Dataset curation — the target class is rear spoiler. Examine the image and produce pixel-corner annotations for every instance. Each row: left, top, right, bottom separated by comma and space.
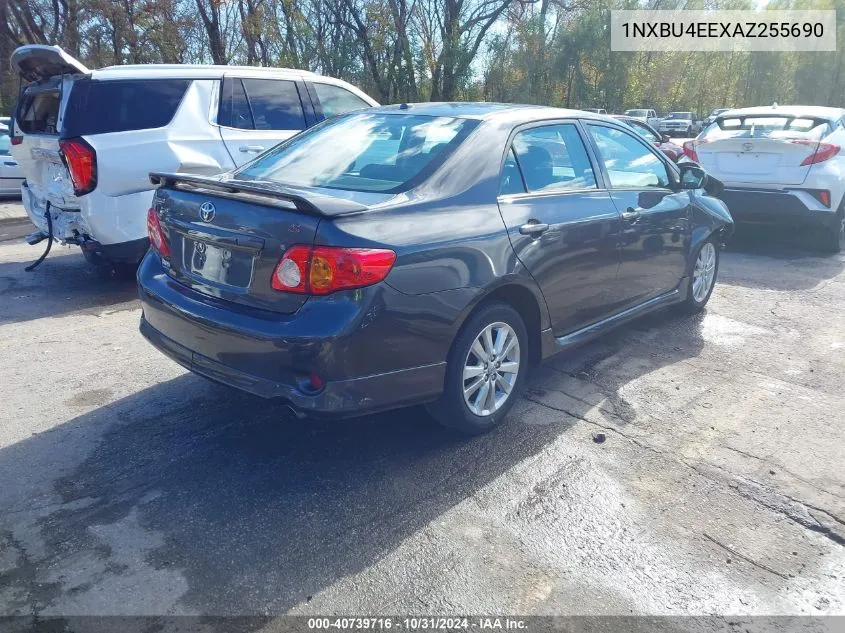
149, 172, 369, 217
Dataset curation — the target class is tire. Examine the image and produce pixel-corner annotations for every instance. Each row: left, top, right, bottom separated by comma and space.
82, 249, 139, 281
677, 237, 719, 315
817, 210, 844, 253
426, 302, 528, 435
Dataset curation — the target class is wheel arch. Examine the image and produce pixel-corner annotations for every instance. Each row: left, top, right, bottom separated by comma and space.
457, 279, 549, 366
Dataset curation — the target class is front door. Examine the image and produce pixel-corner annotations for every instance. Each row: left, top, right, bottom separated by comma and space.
584, 123, 692, 308
496, 121, 623, 336
218, 76, 311, 167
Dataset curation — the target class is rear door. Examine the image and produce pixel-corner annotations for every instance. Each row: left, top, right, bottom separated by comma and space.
696, 115, 833, 185
496, 121, 623, 336
218, 76, 311, 167
585, 122, 690, 307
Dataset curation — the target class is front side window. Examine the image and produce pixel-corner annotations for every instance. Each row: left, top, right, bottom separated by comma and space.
587, 124, 670, 189
236, 112, 478, 193
627, 119, 659, 143
314, 83, 370, 118
510, 123, 596, 192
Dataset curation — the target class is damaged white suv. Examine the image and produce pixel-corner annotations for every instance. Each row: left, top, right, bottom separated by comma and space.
10, 45, 377, 271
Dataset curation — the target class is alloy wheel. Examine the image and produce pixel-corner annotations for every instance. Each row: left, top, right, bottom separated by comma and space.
692, 242, 716, 303
462, 322, 520, 416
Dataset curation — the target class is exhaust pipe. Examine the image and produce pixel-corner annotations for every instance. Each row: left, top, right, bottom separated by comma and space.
25, 231, 48, 245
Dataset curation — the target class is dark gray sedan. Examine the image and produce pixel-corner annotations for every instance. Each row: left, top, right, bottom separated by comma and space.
138, 103, 732, 434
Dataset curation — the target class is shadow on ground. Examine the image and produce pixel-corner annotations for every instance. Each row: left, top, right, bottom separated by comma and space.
0, 303, 707, 623
720, 226, 844, 291
0, 248, 138, 325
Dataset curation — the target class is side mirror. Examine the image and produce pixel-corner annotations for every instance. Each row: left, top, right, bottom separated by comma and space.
679, 163, 706, 189
678, 163, 724, 196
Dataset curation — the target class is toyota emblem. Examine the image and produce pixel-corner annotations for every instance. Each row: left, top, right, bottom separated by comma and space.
199, 202, 216, 222
742, 142, 753, 152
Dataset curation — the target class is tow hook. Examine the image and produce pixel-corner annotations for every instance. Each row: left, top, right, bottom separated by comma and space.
25, 231, 48, 246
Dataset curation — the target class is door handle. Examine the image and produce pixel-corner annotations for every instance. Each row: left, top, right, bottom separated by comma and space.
622, 207, 641, 223
239, 145, 265, 153
519, 221, 549, 236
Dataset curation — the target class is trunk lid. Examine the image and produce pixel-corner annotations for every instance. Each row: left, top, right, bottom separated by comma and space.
696, 137, 817, 185
11, 45, 89, 82
151, 174, 384, 315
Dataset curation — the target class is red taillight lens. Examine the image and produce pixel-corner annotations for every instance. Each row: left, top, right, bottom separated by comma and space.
147, 207, 170, 258
682, 140, 698, 163
59, 138, 97, 195
10, 136, 22, 146
272, 245, 396, 295
791, 140, 840, 166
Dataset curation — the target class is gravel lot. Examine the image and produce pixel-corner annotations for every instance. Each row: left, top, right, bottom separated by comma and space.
0, 202, 843, 623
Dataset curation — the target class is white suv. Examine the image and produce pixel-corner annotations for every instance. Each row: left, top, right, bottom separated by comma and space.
10, 45, 378, 270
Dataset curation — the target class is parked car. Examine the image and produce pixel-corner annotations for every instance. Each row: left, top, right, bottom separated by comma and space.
10, 44, 378, 271
139, 103, 733, 434
702, 108, 731, 129
612, 115, 684, 162
623, 108, 660, 128
0, 125, 24, 196
686, 105, 845, 251
659, 112, 698, 137
582, 108, 607, 115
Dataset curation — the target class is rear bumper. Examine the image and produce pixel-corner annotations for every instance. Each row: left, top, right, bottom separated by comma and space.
137, 253, 448, 417
719, 188, 839, 229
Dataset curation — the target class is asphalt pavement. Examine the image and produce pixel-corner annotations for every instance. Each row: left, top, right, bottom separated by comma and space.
0, 202, 843, 626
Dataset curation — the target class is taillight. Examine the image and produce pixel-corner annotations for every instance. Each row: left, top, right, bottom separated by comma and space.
147, 207, 170, 258
682, 140, 698, 162
791, 140, 840, 166
10, 136, 22, 146
807, 189, 832, 207
272, 245, 396, 295
59, 137, 97, 196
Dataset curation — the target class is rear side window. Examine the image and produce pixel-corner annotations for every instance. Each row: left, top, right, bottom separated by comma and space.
313, 83, 370, 118
63, 79, 190, 136
219, 78, 305, 131
511, 123, 597, 192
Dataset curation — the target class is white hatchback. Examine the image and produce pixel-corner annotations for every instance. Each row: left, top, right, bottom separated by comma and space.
684, 105, 845, 251
10, 45, 378, 269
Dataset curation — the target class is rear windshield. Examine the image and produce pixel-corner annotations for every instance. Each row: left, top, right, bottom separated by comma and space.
62, 79, 191, 136
236, 112, 479, 193
702, 114, 831, 142
666, 112, 693, 119
625, 110, 648, 117
17, 90, 61, 135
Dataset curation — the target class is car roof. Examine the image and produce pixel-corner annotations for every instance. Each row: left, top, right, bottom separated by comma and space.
719, 105, 845, 121
365, 102, 617, 124
90, 64, 315, 81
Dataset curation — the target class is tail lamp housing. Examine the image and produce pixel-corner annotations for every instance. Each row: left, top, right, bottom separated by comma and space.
682, 140, 699, 163
59, 137, 97, 196
147, 207, 170, 258
790, 140, 840, 166
272, 245, 396, 295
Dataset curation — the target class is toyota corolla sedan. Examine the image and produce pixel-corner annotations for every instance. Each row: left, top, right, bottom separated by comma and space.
138, 103, 732, 434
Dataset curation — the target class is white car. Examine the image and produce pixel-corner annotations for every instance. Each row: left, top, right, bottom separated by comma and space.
0, 125, 24, 195
623, 108, 661, 129
658, 112, 697, 137
10, 45, 378, 270
685, 105, 845, 251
